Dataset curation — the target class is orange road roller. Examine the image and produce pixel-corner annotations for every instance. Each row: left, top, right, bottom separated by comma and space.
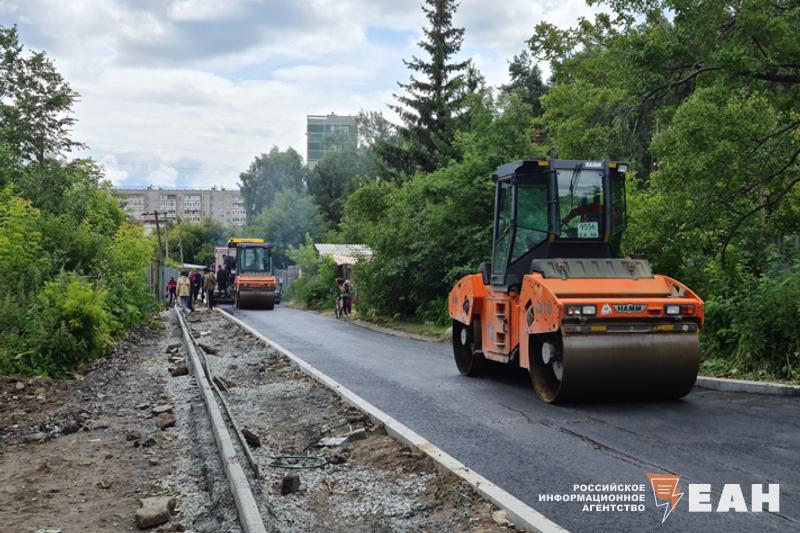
448, 159, 703, 403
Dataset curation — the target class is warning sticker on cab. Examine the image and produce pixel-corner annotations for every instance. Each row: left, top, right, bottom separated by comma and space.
578, 222, 599, 238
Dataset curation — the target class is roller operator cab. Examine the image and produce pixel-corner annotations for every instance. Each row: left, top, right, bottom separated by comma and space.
448, 159, 704, 403
229, 238, 277, 310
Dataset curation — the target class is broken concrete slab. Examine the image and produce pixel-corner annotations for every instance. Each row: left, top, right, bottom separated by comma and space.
318, 436, 348, 448
134, 495, 176, 529
168, 364, 188, 377
346, 428, 367, 441
280, 474, 301, 495
156, 413, 176, 430
151, 404, 174, 416
197, 342, 218, 354
24, 432, 47, 443
241, 428, 260, 448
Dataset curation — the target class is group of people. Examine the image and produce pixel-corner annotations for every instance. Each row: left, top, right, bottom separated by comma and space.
166, 266, 229, 313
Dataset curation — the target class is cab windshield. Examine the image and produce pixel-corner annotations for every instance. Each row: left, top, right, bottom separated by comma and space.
237, 246, 270, 273
557, 168, 604, 239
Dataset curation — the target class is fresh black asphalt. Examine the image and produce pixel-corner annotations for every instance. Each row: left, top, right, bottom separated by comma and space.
225, 305, 799, 533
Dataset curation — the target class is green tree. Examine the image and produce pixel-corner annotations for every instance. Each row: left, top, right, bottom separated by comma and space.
307, 143, 372, 226
238, 146, 305, 220
380, 0, 473, 175
528, 0, 800, 379
0, 26, 154, 377
346, 93, 535, 321
166, 218, 231, 266
0, 26, 83, 164
501, 50, 547, 116
248, 189, 322, 267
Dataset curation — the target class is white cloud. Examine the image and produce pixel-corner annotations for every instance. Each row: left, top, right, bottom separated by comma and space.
3, 0, 608, 187
99, 154, 129, 185
148, 164, 179, 187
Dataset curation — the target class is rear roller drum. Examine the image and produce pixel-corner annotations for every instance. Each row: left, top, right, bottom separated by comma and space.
452, 320, 484, 376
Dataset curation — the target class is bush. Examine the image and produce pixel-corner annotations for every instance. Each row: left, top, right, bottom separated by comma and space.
98, 223, 155, 332
285, 236, 338, 309
701, 257, 800, 381
9, 273, 111, 378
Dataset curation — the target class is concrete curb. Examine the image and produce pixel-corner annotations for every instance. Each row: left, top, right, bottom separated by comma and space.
175, 310, 268, 533
695, 376, 800, 396
217, 308, 566, 533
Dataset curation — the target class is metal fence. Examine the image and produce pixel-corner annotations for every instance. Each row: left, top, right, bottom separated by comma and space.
275, 267, 300, 292
146, 262, 180, 301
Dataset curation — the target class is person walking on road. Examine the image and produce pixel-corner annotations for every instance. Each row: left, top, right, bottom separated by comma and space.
177, 271, 192, 313
204, 267, 217, 309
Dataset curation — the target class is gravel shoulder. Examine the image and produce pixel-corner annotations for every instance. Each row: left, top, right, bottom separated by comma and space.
1, 307, 510, 532
192, 308, 506, 532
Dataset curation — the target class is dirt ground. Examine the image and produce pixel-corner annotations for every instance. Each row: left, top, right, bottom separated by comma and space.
0, 306, 511, 532
0, 320, 193, 532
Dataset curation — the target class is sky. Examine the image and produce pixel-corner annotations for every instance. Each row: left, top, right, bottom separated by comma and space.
0, 0, 604, 189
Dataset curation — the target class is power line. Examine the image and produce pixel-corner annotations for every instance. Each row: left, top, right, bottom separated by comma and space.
77, 141, 270, 155
102, 160, 246, 173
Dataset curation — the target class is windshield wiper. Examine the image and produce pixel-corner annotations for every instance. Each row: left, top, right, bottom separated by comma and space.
568, 163, 583, 211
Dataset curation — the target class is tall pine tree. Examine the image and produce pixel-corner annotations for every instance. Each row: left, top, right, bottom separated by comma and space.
501, 50, 546, 116
381, 0, 471, 176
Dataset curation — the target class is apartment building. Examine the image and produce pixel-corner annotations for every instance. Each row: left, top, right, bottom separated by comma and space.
114, 187, 247, 227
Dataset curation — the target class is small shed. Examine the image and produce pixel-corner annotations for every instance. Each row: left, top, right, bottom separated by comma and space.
313, 243, 373, 279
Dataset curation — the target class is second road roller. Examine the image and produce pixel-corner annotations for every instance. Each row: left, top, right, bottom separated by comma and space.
448, 159, 703, 403
227, 238, 277, 310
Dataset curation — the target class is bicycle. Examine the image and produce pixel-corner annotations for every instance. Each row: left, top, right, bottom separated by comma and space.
334, 294, 345, 319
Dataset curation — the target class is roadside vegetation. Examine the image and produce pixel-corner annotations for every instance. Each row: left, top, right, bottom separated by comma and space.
0, 27, 154, 378
237, 1, 799, 382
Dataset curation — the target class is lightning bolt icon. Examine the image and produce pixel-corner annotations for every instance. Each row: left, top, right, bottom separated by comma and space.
647, 473, 684, 523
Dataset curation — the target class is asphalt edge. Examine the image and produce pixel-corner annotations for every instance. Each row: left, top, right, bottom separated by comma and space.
216, 308, 567, 533
695, 376, 800, 396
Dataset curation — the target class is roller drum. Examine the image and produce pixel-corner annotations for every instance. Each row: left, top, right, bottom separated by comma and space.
531, 333, 700, 403
237, 291, 275, 310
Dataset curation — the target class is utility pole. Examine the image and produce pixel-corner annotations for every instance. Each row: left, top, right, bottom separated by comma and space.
143, 210, 165, 301
164, 216, 170, 261
152, 211, 164, 264
179, 240, 184, 265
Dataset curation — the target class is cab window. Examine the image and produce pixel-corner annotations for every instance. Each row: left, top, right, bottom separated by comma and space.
557, 169, 604, 239
491, 181, 512, 278
512, 181, 548, 261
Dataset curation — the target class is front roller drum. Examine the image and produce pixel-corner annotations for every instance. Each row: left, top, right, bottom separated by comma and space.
236, 291, 275, 310
530, 333, 700, 403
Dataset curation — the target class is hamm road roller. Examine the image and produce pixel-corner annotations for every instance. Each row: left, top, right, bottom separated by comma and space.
227, 238, 277, 310
448, 159, 703, 403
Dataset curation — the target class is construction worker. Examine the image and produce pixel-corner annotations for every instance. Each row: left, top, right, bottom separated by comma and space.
203, 267, 216, 309
177, 271, 192, 313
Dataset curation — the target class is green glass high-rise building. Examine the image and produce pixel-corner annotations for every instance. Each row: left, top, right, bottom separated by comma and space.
306, 113, 357, 169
